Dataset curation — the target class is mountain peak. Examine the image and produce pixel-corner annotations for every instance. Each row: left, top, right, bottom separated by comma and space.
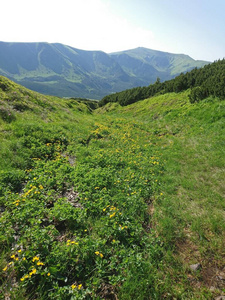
0, 42, 209, 99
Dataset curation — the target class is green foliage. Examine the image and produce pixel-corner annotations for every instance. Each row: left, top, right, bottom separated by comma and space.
189, 86, 207, 103
0, 119, 165, 299
0, 105, 16, 122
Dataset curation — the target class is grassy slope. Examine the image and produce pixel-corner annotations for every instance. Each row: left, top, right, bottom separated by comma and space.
0, 76, 224, 299
97, 91, 225, 296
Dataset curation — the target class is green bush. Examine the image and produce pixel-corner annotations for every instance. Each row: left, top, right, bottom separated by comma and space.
188, 86, 207, 103
0, 106, 16, 123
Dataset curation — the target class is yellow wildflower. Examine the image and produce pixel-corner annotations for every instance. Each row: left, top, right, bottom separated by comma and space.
37, 261, 44, 266
32, 256, 39, 262
20, 274, 29, 281
78, 284, 82, 290
71, 284, 77, 289
29, 268, 37, 276
70, 241, 79, 245
95, 251, 103, 258
3, 266, 7, 271
47, 272, 50, 276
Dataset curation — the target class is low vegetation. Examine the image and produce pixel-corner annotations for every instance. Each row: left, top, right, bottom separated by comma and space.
0, 75, 224, 299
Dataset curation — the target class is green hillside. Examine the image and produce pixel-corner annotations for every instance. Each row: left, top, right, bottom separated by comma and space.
99, 58, 225, 106
0, 75, 224, 299
0, 42, 209, 99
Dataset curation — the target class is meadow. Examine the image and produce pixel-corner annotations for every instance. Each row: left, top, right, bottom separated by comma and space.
0, 76, 224, 299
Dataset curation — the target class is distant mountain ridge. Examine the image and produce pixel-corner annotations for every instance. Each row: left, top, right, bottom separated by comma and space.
0, 42, 209, 99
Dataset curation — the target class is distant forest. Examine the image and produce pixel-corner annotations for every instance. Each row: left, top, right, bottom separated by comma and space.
99, 59, 225, 106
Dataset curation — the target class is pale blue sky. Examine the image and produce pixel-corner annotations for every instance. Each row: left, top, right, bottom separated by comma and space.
1, 0, 224, 61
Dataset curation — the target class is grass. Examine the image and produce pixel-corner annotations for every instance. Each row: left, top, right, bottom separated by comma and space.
0, 76, 224, 299
103, 92, 225, 297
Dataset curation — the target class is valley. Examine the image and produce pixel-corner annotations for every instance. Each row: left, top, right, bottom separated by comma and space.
0, 42, 209, 99
0, 74, 224, 299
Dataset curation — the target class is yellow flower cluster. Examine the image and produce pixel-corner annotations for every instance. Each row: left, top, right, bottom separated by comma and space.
32, 256, 40, 262
20, 268, 37, 282
29, 268, 37, 276
20, 274, 29, 281
109, 212, 116, 218
12, 183, 46, 207
71, 283, 82, 290
3, 249, 25, 271
91, 122, 109, 136
119, 225, 128, 230
66, 240, 79, 246
13, 199, 20, 206
32, 256, 45, 266
103, 205, 122, 219
19, 255, 47, 282
95, 251, 103, 258
11, 254, 19, 261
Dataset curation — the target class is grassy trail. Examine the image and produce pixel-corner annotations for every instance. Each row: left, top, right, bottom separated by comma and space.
105, 92, 225, 298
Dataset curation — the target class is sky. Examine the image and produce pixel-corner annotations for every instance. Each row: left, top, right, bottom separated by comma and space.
1, 0, 225, 61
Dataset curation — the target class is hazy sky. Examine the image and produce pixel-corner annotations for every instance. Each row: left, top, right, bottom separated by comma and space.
1, 0, 224, 61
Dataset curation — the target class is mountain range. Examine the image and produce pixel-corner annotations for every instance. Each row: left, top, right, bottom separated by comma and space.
0, 42, 209, 99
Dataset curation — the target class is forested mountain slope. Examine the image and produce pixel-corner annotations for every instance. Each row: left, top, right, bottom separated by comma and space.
0, 42, 209, 99
99, 58, 225, 106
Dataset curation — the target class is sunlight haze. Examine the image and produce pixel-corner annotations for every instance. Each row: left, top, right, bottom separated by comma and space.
1, 0, 224, 61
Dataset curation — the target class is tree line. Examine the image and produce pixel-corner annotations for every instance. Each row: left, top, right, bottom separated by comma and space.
99, 59, 225, 106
